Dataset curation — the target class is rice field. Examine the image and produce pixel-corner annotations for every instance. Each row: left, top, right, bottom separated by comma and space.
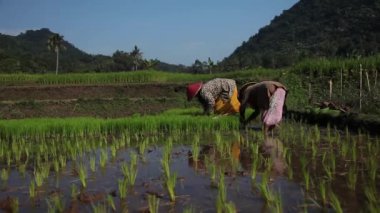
0, 108, 378, 212
0, 68, 281, 86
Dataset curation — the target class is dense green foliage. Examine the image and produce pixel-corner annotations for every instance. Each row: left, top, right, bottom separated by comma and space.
221, 0, 380, 70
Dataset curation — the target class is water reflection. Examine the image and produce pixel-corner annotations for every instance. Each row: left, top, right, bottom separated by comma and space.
260, 137, 287, 179
188, 137, 286, 180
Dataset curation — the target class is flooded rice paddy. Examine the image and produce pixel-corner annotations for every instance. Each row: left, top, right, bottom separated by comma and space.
0, 120, 379, 212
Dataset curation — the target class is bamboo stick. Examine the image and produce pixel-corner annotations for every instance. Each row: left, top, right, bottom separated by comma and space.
365, 71, 371, 92
375, 69, 378, 88
340, 68, 343, 96
360, 64, 362, 112
329, 79, 333, 101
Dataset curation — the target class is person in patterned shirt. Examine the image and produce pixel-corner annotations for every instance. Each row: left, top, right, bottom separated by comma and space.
186, 78, 240, 115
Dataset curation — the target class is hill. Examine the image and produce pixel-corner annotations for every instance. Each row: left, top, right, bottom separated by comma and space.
0, 28, 186, 73
220, 0, 380, 69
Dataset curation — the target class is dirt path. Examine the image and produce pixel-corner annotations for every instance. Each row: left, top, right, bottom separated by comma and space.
0, 84, 186, 101
0, 84, 192, 119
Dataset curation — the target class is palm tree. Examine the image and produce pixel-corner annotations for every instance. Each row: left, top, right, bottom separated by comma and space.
130, 45, 142, 71
207, 57, 214, 74
47, 33, 65, 74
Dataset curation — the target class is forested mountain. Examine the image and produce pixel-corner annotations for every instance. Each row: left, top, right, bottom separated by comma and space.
220, 0, 380, 70
0, 28, 186, 73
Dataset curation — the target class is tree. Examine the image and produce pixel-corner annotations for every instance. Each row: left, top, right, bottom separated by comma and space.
207, 57, 214, 74
130, 45, 142, 71
47, 33, 65, 74
192, 59, 203, 74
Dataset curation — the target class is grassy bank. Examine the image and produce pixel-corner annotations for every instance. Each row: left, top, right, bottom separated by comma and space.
0, 108, 239, 139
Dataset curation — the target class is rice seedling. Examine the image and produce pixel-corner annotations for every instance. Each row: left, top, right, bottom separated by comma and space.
314, 125, 321, 143
364, 185, 380, 212
148, 194, 160, 213
78, 163, 87, 188
216, 172, 227, 213
161, 157, 171, 181
329, 191, 343, 213
99, 149, 108, 168
322, 153, 333, 181
121, 152, 138, 188
300, 154, 311, 188
367, 155, 378, 183
311, 139, 317, 160
351, 140, 357, 162
110, 144, 117, 159
191, 136, 200, 168
287, 166, 294, 180
29, 181, 36, 199
71, 184, 79, 200
34, 170, 44, 187
118, 178, 128, 199
90, 155, 96, 172
165, 172, 177, 202
91, 203, 107, 213
230, 152, 240, 176
224, 201, 237, 213
302, 168, 311, 191
46, 194, 65, 213
59, 155, 66, 169
327, 124, 332, 143
318, 180, 328, 207
285, 150, 292, 168
53, 159, 60, 173
182, 206, 195, 213
205, 157, 217, 186
264, 157, 273, 173
215, 131, 224, 156
251, 154, 260, 181
256, 172, 275, 204
10, 197, 19, 213
364, 184, 378, 204
341, 141, 349, 159
347, 164, 357, 191
1, 168, 9, 187
271, 192, 283, 213
18, 163, 26, 177
107, 194, 116, 211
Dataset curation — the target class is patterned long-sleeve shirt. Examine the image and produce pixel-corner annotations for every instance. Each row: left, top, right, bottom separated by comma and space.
199, 78, 237, 114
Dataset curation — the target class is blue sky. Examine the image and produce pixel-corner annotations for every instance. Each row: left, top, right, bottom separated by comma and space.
0, 0, 298, 65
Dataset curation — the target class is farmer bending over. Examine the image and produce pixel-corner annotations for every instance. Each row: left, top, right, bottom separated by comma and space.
186, 78, 240, 115
239, 81, 287, 137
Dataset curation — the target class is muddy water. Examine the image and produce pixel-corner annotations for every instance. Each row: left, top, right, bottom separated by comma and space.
0, 122, 378, 212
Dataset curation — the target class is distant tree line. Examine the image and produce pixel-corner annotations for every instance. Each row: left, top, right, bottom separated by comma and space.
0, 29, 184, 73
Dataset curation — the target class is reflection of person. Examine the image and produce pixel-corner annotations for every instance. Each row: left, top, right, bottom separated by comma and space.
238, 81, 287, 137
261, 138, 286, 177
186, 78, 240, 115
188, 141, 250, 175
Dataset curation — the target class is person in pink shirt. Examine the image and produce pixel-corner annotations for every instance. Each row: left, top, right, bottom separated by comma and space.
238, 81, 288, 137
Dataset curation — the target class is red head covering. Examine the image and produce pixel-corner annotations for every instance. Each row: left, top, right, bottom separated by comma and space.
186, 82, 202, 101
